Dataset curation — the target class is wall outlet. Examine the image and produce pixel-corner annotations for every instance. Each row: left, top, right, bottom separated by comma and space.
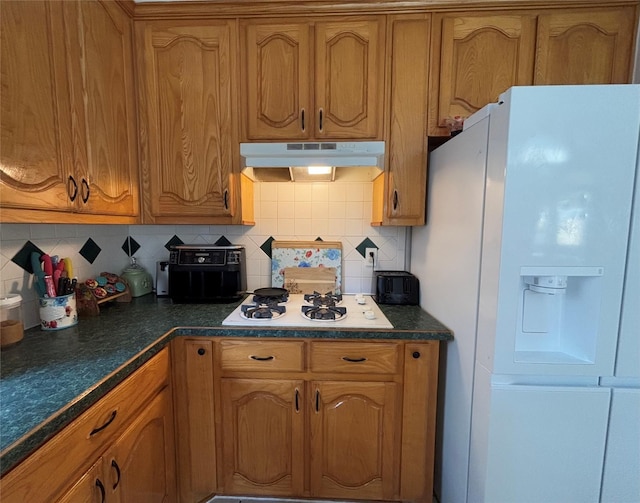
365, 248, 378, 268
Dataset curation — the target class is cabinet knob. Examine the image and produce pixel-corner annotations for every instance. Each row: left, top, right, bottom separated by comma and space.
197, 348, 206, 356
412, 351, 421, 359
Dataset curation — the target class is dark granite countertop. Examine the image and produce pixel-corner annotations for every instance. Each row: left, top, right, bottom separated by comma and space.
0, 295, 451, 476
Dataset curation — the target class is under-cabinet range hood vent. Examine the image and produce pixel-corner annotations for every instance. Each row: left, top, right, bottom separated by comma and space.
240, 141, 385, 182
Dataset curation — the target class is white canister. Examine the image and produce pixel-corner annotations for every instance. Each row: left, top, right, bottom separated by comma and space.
39, 293, 78, 331
1, 294, 24, 346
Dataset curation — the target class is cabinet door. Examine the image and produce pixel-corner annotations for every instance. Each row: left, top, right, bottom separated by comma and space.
309, 381, 398, 501
172, 339, 217, 502
429, 13, 536, 136
137, 22, 234, 222
220, 378, 305, 496
534, 8, 636, 85
315, 18, 385, 139
62, 0, 139, 217
107, 387, 177, 503
56, 459, 106, 503
0, 0, 74, 212
242, 21, 311, 140
375, 14, 431, 226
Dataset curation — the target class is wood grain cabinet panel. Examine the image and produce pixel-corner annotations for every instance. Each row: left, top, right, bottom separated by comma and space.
220, 378, 305, 496
105, 387, 177, 503
374, 14, 431, 226
58, 387, 176, 503
309, 380, 398, 501
136, 21, 236, 223
534, 8, 636, 85
1, 0, 139, 222
172, 339, 218, 503
429, 13, 536, 136
241, 17, 384, 141
62, 0, 139, 217
0, 1, 74, 213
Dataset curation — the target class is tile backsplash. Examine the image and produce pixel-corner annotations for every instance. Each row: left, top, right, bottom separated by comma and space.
0, 181, 407, 329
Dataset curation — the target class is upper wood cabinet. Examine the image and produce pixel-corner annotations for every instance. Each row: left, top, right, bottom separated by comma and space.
429, 6, 638, 136
534, 8, 637, 85
240, 17, 385, 141
428, 13, 536, 136
135, 21, 242, 224
0, 0, 139, 223
373, 14, 431, 226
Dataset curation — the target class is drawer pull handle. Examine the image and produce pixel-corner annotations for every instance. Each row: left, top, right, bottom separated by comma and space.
96, 479, 106, 503
81, 178, 90, 204
342, 356, 367, 363
111, 459, 121, 489
68, 176, 78, 202
90, 410, 117, 436
197, 348, 206, 356
412, 351, 421, 359
250, 355, 274, 361
295, 388, 300, 412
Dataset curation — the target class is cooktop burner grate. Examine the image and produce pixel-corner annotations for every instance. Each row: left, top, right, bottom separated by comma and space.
241, 303, 286, 319
304, 291, 342, 307
301, 304, 347, 321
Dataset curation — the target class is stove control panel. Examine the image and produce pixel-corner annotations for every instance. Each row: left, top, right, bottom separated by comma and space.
169, 245, 244, 266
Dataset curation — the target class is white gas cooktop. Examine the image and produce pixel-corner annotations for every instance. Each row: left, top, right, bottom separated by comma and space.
222, 294, 393, 329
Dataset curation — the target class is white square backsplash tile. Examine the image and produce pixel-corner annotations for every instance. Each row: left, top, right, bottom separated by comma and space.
0, 181, 408, 329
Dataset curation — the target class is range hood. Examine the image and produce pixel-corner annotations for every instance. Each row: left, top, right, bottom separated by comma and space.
240, 141, 385, 182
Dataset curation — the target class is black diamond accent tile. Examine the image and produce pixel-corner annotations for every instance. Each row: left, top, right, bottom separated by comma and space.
315, 237, 324, 241
121, 236, 140, 257
260, 237, 275, 258
11, 240, 46, 274
79, 238, 101, 264
356, 237, 378, 258
165, 235, 184, 251
215, 236, 232, 246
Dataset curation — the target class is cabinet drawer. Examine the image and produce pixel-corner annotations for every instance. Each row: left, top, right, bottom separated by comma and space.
219, 340, 305, 372
310, 341, 400, 374
1, 349, 170, 503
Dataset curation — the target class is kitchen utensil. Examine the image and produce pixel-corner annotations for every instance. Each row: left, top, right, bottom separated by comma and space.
41, 254, 53, 276
63, 258, 74, 278
120, 258, 153, 298
30, 252, 46, 298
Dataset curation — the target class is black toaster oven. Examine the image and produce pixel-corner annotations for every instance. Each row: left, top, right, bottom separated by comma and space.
169, 245, 246, 303
374, 271, 420, 305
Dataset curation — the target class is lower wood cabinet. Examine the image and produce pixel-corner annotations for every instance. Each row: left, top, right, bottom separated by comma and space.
0, 349, 175, 503
172, 337, 439, 503
220, 378, 305, 496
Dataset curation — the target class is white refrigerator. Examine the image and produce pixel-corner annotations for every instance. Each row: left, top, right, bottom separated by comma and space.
411, 85, 640, 503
